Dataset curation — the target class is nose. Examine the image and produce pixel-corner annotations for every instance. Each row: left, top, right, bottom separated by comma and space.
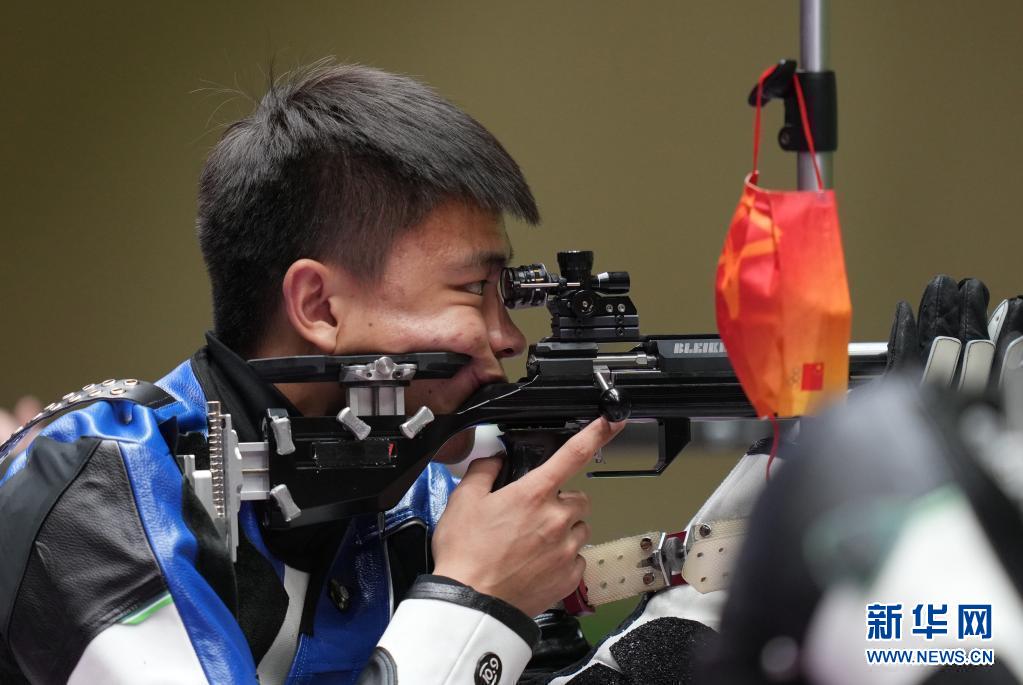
486, 288, 527, 359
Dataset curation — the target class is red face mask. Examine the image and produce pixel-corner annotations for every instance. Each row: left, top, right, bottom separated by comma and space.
715, 66, 852, 418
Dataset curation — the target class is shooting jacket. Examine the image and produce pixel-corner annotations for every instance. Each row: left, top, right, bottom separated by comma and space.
0, 334, 537, 684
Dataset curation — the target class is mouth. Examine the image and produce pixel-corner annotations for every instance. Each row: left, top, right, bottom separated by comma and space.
471, 367, 509, 392
403, 364, 508, 418
440, 366, 507, 413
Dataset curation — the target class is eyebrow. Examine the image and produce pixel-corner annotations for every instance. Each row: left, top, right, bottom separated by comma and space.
460, 233, 515, 271
459, 244, 514, 270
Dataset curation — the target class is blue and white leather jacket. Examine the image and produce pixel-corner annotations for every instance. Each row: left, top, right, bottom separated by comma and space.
0, 335, 538, 684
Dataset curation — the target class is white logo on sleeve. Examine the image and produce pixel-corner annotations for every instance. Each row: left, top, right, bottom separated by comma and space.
474, 652, 502, 685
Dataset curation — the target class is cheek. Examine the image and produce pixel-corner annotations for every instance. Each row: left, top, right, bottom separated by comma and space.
342, 303, 491, 359
403, 364, 480, 415
407, 311, 490, 355
403, 379, 452, 415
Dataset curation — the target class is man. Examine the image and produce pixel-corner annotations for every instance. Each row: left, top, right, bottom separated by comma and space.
0, 62, 624, 684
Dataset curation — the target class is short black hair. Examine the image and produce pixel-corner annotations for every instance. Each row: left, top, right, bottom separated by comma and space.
197, 61, 539, 355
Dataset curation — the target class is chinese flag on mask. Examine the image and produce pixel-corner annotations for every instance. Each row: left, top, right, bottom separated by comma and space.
715, 66, 851, 418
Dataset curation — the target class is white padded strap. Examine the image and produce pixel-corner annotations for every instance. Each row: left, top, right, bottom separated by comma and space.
579, 532, 670, 604
682, 518, 748, 593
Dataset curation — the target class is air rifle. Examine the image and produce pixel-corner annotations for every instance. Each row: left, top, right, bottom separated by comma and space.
0, 250, 888, 563
201, 249, 889, 560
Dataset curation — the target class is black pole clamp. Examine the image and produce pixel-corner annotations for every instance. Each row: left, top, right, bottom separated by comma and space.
747, 59, 837, 153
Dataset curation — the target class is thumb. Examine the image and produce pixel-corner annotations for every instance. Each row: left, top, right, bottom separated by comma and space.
453, 455, 504, 497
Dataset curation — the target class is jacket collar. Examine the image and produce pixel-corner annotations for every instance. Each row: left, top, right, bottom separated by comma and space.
192, 332, 301, 444
191, 332, 347, 570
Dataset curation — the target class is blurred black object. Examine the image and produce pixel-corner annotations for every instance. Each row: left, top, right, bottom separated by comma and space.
706, 376, 1023, 684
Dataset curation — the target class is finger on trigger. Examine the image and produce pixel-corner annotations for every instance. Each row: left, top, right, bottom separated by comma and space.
525, 417, 625, 492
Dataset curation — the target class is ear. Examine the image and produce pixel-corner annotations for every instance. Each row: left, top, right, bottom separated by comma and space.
281, 259, 347, 353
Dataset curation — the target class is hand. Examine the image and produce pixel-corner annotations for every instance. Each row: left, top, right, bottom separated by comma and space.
0, 395, 43, 452
432, 417, 625, 618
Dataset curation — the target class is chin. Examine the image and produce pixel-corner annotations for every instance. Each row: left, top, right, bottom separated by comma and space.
405, 375, 478, 417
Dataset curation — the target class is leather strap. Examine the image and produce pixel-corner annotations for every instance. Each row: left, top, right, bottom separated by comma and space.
0, 379, 176, 464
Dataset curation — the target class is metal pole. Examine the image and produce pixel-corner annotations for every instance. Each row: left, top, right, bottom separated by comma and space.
799, 0, 833, 189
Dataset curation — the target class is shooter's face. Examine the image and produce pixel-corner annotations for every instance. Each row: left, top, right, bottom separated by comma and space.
330, 200, 527, 461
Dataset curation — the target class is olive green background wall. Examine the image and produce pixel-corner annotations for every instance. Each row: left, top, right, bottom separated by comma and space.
2, 2, 1021, 631
5, 0, 1022, 410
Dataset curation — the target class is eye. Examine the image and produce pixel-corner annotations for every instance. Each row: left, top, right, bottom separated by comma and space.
464, 280, 488, 296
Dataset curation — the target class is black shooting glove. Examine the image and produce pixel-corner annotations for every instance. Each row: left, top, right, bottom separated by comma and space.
885, 275, 991, 384
887, 275, 956, 373
517, 610, 592, 684
956, 277, 992, 343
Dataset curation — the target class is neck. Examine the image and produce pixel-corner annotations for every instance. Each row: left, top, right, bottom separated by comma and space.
275, 381, 345, 417
253, 332, 345, 417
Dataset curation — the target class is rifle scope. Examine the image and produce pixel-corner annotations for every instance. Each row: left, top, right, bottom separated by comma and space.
500, 250, 630, 310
